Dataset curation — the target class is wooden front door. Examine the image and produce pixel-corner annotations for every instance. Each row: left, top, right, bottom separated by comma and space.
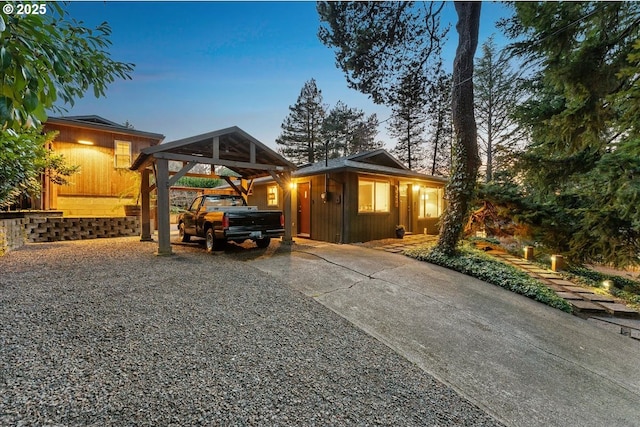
297, 182, 311, 236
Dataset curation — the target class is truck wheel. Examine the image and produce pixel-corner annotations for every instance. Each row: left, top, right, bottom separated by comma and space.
256, 237, 271, 248
178, 222, 190, 242
206, 228, 225, 252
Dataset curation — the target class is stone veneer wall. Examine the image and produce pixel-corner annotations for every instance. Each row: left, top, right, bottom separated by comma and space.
0, 213, 140, 255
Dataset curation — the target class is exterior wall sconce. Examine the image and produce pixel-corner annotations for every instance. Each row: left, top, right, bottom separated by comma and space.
77, 139, 94, 145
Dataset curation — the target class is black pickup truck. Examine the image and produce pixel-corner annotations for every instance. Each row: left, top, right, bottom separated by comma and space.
177, 194, 284, 251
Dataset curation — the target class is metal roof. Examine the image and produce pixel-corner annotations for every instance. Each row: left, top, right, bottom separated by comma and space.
47, 116, 165, 141
130, 126, 296, 180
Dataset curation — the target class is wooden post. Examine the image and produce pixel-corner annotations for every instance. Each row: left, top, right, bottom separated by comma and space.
140, 169, 152, 241
156, 158, 172, 256
282, 171, 293, 245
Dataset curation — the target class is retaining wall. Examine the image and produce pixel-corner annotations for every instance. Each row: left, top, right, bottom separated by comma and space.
0, 213, 140, 255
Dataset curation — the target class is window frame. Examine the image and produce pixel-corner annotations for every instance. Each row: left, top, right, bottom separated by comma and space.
266, 184, 279, 207
114, 140, 132, 169
357, 177, 391, 214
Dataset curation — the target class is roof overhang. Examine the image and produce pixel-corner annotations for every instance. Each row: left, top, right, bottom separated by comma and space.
46, 116, 165, 141
130, 126, 296, 180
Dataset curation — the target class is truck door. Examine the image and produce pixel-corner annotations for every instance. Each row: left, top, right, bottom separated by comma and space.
184, 196, 202, 235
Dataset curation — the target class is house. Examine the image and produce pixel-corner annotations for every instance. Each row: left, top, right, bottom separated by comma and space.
42, 116, 165, 216
243, 149, 447, 243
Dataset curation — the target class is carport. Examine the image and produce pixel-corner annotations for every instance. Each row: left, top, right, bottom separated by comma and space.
130, 126, 296, 255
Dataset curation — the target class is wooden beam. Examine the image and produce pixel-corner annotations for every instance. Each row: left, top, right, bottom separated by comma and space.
213, 136, 219, 161
153, 152, 289, 172
250, 142, 256, 164
140, 168, 153, 241
222, 176, 243, 196
167, 161, 197, 187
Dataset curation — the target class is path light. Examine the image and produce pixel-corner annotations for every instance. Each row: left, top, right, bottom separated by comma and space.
550, 255, 564, 272
602, 280, 613, 290
523, 246, 534, 260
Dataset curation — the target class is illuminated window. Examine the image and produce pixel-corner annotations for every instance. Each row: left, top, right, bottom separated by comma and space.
418, 187, 441, 218
114, 140, 131, 169
267, 185, 279, 206
358, 178, 390, 213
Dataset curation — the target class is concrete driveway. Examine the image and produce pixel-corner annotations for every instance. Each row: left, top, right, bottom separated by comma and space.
250, 240, 640, 427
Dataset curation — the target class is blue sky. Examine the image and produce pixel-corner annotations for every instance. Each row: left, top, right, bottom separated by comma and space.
59, 1, 513, 149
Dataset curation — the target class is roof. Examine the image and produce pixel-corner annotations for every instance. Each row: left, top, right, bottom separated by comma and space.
295, 149, 448, 182
130, 126, 296, 180
46, 115, 165, 141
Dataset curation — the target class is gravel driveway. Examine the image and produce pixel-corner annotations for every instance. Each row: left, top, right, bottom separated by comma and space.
1, 237, 501, 426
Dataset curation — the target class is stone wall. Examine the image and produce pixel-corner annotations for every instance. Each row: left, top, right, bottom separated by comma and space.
0, 217, 27, 256
0, 213, 140, 255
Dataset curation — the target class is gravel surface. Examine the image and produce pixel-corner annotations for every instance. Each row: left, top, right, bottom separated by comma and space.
1, 237, 502, 426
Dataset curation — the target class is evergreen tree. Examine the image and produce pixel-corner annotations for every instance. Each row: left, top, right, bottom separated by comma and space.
276, 79, 326, 164
388, 71, 428, 170
474, 36, 526, 182
321, 101, 380, 160
425, 70, 453, 176
500, 1, 640, 266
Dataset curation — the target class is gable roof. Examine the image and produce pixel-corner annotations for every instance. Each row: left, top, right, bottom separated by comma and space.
130, 126, 296, 180
295, 149, 447, 182
46, 115, 165, 141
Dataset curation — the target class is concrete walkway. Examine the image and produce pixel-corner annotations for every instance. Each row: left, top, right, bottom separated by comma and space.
250, 240, 640, 427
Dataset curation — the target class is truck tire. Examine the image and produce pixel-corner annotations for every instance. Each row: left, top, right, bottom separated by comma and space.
178, 222, 190, 242
256, 237, 271, 248
206, 228, 225, 252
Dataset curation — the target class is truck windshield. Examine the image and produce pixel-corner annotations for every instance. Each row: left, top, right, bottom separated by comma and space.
203, 196, 244, 210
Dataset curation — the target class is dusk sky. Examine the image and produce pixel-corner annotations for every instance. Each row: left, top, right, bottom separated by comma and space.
59, 1, 512, 149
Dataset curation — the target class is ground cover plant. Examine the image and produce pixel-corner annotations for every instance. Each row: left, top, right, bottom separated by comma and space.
566, 266, 640, 310
405, 241, 572, 313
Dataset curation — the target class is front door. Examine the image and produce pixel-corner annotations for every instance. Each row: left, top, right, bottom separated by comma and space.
297, 182, 311, 237
399, 183, 411, 232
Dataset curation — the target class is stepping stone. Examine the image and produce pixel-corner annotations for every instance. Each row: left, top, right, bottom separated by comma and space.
546, 284, 566, 292
598, 303, 640, 318
549, 279, 576, 287
539, 273, 563, 279
563, 286, 595, 294
555, 291, 583, 300
581, 294, 616, 302
570, 300, 607, 314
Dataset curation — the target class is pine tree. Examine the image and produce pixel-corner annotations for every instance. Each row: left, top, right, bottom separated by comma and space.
474, 36, 526, 182
425, 71, 453, 176
321, 101, 381, 160
276, 79, 326, 164
388, 71, 428, 170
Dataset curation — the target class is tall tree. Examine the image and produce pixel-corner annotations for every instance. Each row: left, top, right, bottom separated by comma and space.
0, 4, 131, 207
388, 71, 429, 170
425, 70, 453, 176
474, 36, 526, 182
319, 2, 484, 253
321, 101, 380, 160
276, 79, 326, 164
435, 2, 482, 255
501, 1, 640, 266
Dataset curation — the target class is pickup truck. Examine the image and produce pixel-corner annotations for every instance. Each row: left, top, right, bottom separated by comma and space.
177, 194, 284, 252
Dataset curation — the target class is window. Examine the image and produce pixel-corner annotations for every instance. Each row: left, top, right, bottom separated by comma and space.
114, 140, 131, 169
267, 185, 279, 206
358, 178, 390, 213
418, 187, 441, 218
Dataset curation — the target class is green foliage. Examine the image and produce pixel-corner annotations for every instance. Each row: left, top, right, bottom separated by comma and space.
175, 176, 222, 189
424, 71, 453, 176
567, 266, 640, 308
0, 128, 78, 207
405, 243, 573, 313
276, 78, 326, 164
0, 4, 134, 128
321, 101, 381, 159
496, 2, 640, 267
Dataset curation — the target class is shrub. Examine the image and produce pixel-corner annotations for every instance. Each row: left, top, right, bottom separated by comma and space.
405, 243, 573, 313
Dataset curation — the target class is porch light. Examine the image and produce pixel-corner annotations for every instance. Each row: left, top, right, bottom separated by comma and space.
77, 139, 94, 145
289, 182, 297, 190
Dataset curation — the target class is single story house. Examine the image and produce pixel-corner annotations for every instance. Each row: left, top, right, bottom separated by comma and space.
42, 116, 165, 216
239, 149, 447, 243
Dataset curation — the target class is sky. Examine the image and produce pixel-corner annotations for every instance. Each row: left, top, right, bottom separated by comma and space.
58, 1, 513, 149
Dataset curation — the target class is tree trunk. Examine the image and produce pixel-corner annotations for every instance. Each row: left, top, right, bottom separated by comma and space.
436, 2, 481, 255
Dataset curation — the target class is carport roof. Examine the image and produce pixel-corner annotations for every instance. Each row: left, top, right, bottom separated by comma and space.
130, 126, 296, 179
